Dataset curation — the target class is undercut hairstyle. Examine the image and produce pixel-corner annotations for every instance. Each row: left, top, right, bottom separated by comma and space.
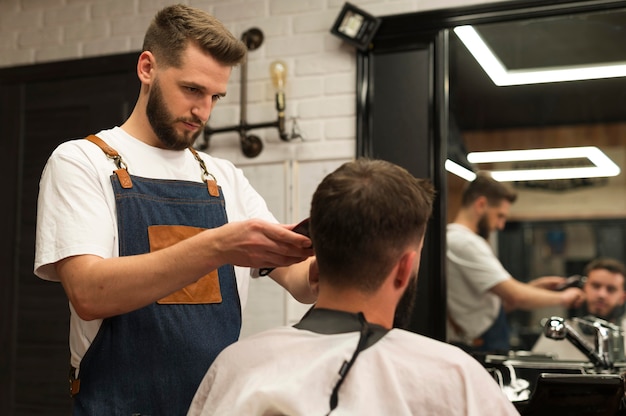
310, 159, 435, 293
584, 258, 626, 290
143, 4, 247, 68
461, 171, 517, 207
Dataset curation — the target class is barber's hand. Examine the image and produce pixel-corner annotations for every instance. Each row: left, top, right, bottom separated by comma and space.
560, 287, 585, 308
529, 276, 567, 290
213, 219, 314, 269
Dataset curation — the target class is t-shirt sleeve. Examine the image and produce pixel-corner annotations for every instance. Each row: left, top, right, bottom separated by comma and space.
236, 170, 278, 223
447, 232, 511, 293
34, 143, 116, 281
205, 156, 278, 225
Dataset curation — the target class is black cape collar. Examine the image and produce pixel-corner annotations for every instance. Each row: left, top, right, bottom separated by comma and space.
293, 307, 389, 350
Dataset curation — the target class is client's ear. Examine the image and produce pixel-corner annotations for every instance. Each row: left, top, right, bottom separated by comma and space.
308, 257, 320, 296
394, 250, 418, 290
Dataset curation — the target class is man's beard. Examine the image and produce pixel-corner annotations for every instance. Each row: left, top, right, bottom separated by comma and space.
477, 213, 491, 240
146, 79, 204, 150
393, 271, 419, 329
586, 302, 617, 322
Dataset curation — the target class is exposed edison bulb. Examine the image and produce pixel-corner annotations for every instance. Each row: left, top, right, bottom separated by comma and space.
269, 60, 287, 90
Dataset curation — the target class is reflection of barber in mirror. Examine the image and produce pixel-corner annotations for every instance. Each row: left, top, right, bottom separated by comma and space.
532, 258, 626, 360
446, 172, 585, 353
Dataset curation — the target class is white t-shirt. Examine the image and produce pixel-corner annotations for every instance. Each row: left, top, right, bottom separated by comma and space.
34, 127, 277, 368
188, 325, 520, 415
446, 223, 511, 344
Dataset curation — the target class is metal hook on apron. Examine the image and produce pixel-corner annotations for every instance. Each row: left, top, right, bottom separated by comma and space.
188, 147, 220, 197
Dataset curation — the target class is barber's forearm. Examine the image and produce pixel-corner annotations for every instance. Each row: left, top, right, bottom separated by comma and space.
269, 257, 317, 304
56, 219, 315, 320
506, 288, 565, 310
527, 275, 566, 290
492, 278, 578, 311
56, 228, 228, 320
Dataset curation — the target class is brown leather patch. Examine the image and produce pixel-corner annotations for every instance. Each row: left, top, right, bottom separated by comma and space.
207, 179, 219, 197
70, 378, 80, 396
148, 225, 222, 304
114, 168, 133, 189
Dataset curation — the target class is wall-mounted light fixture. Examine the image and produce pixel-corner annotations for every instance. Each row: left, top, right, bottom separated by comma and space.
198, 27, 300, 158
330, 2, 381, 52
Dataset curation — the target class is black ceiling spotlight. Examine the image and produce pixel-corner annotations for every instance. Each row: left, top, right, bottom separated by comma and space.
198, 27, 300, 158
330, 2, 381, 52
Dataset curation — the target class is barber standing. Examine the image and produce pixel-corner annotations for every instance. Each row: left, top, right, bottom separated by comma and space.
34, 5, 316, 415
446, 173, 584, 353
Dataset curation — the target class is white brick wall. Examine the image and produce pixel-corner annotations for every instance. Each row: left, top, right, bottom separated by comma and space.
0, 0, 509, 335
0, 0, 508, 160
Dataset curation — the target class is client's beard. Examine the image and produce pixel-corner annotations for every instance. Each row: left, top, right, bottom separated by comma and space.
393, 272, 419, 330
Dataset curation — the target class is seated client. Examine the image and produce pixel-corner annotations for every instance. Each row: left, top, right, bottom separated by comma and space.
187, 158, 519, 416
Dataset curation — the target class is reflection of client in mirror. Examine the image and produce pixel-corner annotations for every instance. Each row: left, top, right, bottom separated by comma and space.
446, 172, 585, 353
532, 258, 626, 360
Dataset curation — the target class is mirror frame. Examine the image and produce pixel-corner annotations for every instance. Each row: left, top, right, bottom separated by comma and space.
356, 0, 626, 340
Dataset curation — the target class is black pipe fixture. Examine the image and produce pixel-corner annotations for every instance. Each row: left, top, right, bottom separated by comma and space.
198, 27, 301, 158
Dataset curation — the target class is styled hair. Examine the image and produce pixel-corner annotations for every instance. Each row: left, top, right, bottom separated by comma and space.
142, 4, 247, 68
584, 258, 626, 289
461, 171, 517, 207
310, 158, 435, 293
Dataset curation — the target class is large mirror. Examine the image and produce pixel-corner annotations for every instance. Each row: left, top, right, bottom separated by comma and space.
447, 6, 626, 351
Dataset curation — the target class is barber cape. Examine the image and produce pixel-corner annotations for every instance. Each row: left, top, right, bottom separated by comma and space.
188, 308, 519, 415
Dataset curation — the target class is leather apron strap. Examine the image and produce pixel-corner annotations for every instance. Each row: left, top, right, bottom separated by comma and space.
85, 134, 133, 188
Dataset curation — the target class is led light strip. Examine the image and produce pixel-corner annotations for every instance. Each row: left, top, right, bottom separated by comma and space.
464, 146, 620, 182
445, 159, 477, 181
454, 25, 626, 86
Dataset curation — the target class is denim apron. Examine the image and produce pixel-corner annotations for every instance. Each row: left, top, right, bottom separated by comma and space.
73, 136, 241, 415
476, 306, 510, 353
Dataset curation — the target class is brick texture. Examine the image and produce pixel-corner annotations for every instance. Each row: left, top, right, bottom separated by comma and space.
1, 0, 508, 336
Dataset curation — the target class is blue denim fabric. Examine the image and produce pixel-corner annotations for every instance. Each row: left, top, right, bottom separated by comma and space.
477, 306, 510, 353
73, 175, 241, 416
